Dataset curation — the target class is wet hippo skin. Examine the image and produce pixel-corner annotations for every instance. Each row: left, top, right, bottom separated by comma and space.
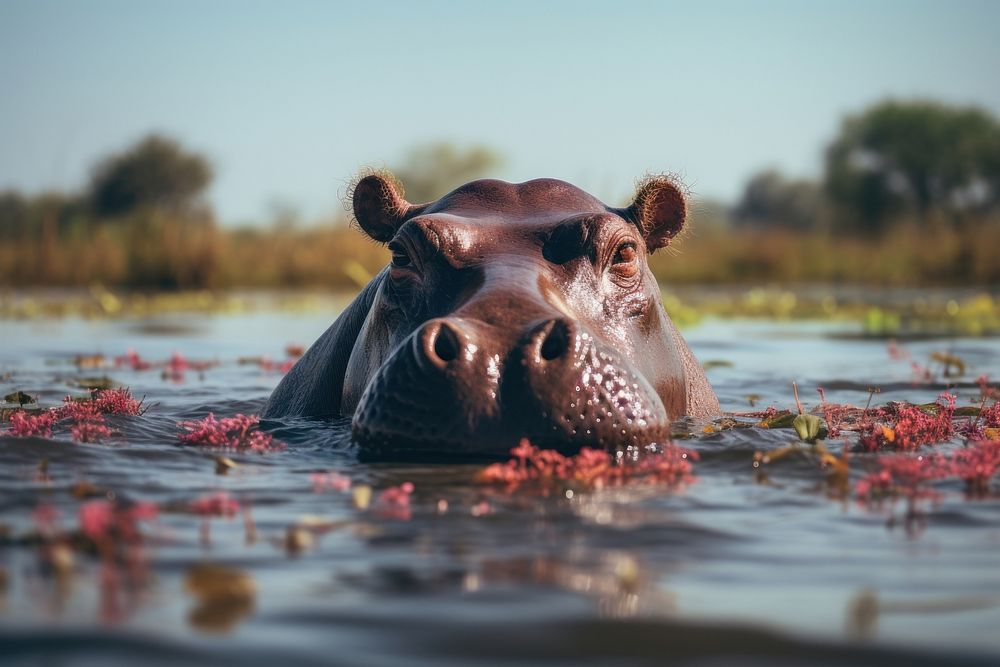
264, 173, 719, 458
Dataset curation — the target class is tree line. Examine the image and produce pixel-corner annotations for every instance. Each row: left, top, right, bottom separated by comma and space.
733, 100, 1000, 232
1, 98, 998, 289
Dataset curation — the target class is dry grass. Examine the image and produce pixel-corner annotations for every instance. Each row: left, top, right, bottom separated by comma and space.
649, 219, 1000, 286
1, 215, 997, 290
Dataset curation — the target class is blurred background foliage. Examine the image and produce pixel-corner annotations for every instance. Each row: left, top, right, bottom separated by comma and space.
1, 98, 998, 290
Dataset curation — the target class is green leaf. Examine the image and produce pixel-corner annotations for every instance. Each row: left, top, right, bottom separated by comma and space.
760, 411, 797, 428
793, 413, 824, 443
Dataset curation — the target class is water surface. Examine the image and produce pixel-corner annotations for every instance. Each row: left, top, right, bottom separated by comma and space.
1, 292, 999, 666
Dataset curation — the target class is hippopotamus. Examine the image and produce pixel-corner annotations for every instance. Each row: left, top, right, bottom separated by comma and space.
264, 172, 718, 458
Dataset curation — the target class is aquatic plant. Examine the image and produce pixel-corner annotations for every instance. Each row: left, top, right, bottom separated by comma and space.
859, 393, 956, 452
31, 503, 61, 535
976, 374, 1000, 401
856, 438, 1000, 505
259, 358, 296, 374
949, 440, 1000, 496
70, 420, 114, 443
375, 482, 415, 520
79, 499, 159, 544
56, 399, 103, 423
7, 410, 57, 437
311, 471, 352, 493
3, 388, 144, 442
816, 388, 853, 439
114, 348, 153, 371
190, 491, 241, 517
478, 439, 697, 492
177, 413, 285, 453
855, 454, 948, 502
88, 388, 144, 416
979, 401, 1000, 430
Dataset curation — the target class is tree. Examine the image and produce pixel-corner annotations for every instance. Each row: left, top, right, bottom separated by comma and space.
824, 100, 1000, 231
88, 134, 213, 217
392, 142, 504, 203
733, 169, 826, 229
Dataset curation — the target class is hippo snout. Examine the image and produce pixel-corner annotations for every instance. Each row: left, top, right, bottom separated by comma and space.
351, 316, 672, 459
504, 319, 672, 451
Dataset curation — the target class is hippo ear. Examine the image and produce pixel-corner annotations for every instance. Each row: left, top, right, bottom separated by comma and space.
352, 172, 426, 243
618, 176, 688, 253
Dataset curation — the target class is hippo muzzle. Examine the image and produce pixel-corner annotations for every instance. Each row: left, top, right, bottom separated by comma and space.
352, 317, 671, 458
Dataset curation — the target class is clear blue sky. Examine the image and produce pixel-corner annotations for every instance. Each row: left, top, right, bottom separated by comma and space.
2, 0, 998, 224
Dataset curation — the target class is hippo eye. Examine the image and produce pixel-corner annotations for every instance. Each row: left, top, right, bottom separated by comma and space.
612, 243, 638, 265
609, 241, 640, 281
390, 247, 412, 268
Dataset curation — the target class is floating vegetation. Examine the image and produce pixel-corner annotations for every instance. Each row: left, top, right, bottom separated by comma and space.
3, 288, 999, 338
177, 413, 285, 453
2, 388, 145, 443
858, 394, 956, 452
71, 376, 118, 391
3, 390, 35, 406
0, 289, 353, 321
662, 288, 1000, 337
477, 439, 698, 493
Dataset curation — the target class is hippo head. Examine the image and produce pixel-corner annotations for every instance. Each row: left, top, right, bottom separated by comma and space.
265, 173, 718, 459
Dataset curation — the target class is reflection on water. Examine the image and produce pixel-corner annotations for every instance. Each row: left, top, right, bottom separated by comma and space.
0, 294, 999, 666
185, 564, 257, 633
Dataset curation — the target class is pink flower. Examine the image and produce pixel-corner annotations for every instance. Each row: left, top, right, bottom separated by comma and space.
78, 499, 157, 544
311, 471, 352, 493
378, 483, 414, 507
178, 413, 284, 453
859, 393, 956, 452
260, 357, 296, 374
976, 375, 1000, 401
951, 440, 1000, 495
114, 348, 152, 371
887, 339, 909, 360
57, 398, 102, 422
910, 362, 934, 384
979, 402, 1000, 429
190, 491, 240, 517
32, 504, 60, 533
91, 388, 143, 415
58, 388, 142, 420
374, 482, 415, 520
856, 454, 949, 501
478, 441, 697, 491
511, 438, 536, 463
80, 500, 115, 541
126, 501, 159, 522
6, 410, 56, 437
168, 351, 189, 373
70, 420, 113, 443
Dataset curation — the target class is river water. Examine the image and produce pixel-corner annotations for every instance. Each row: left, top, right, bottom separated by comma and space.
1, 290, 998, 666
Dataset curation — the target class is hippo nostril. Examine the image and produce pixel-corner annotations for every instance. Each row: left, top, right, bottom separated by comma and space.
432, 323, 460, 363
539, 320, 570, 361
